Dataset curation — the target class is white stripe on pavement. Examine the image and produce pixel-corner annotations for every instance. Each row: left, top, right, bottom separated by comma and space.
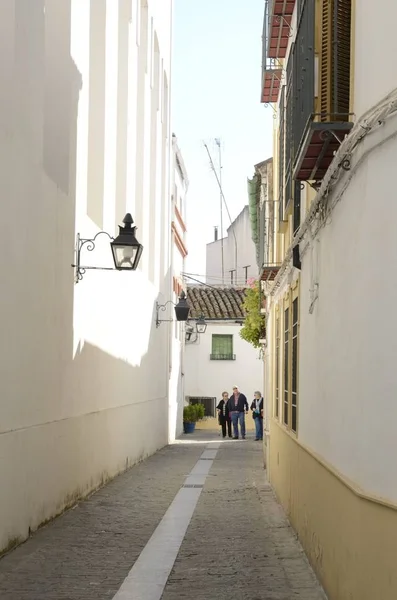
112, 443, 219, 600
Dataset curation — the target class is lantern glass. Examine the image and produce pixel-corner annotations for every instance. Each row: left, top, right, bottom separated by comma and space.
110, 213, 143, 271
196, 317, 207, 334
111, 244, 142, 270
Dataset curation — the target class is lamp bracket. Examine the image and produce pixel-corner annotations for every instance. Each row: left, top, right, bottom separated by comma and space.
155, 300, 176, 328
71, 231, 114, 283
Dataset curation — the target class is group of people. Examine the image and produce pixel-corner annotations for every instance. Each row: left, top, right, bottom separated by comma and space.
216, 385, 264, 441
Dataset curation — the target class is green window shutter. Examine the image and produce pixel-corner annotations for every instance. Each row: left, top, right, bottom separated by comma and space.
211, 335, 233, 356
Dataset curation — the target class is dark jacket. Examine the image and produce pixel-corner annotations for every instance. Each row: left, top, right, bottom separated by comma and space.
250, 398, 264, 419
227, 393, 249, 413
216, 399, 230, 422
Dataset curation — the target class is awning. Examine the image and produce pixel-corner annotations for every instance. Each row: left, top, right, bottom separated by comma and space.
293, 117, 354, 181
261, 68, 282, 104
268, 0, 296, 59
260, 264, 281, 282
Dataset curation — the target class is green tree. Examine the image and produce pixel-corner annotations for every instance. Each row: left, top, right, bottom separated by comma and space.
239, 279, 266, 349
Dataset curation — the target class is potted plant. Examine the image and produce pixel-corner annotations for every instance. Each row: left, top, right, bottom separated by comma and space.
183, 403, 205, 434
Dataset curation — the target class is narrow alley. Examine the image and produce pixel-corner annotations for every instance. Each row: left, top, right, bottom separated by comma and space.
0, 432, 325, 600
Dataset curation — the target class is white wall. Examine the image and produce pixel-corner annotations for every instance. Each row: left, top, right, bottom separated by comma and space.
0, 0, 173, 552
184, 323, 263, 404
353, 0, 397, 118
298, 110, 397, 505
168, 135, 189, 441
206, 206, 258, 285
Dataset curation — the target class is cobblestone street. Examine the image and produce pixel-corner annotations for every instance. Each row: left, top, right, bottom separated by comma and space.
0, 431, 326, 599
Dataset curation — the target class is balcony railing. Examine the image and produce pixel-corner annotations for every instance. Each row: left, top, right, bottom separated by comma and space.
291, 0, 315, 160
210, 354, 236, 361
260, 263, 282, 282
279, 46, 301, 227
278, 85, 285, 223
284, 44, 294, 214
261, 0, 282, 104
290, 0, 353, 183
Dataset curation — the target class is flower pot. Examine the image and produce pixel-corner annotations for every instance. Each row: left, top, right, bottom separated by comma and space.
183, 421, 196, 434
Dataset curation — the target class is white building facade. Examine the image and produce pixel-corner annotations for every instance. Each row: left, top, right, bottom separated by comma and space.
184, 286, 263, 425
206, 206, 258, 286
0, 0, 174, 554
168, 134, 189, 441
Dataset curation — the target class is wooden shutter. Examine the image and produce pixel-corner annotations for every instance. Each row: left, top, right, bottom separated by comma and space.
320, 0, 351, 121
335, 0, 351, 117
320, 0, 332, 118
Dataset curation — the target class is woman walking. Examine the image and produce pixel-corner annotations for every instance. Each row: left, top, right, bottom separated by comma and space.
216, 392, 232, 438
250, 391, 264, 441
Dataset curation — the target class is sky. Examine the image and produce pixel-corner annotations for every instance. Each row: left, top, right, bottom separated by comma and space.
172, 0, 273, 281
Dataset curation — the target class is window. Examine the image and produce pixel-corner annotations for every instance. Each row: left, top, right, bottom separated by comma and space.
320, 0, 351, 118
279, 286, 300, 433
211, 334, 235, 360
283, 307, 289, 426
275, 317, 280, 418
189, 397, 216, 417
291, 298, 299, 432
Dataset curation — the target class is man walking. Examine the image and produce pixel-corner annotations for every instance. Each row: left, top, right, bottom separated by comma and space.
228, 386, 249, 439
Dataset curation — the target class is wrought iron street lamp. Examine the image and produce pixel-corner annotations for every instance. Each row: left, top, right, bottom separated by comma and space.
72, 213, 143, 283
156, 291, 190, 328
196, 315, 207, 334
110, 214, 143, 271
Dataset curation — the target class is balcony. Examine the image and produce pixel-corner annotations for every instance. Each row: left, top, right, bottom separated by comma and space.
261, 1, 283, 104
260, 263, 281, 282
210, 354, 236, 361
278, 50, 301, 229
267, 0, 296, 59
290, 0, 353, 184
261, 65, 282, 104
293, 115, 353, 181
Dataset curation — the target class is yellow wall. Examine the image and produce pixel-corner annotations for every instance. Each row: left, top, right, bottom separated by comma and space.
269, 420, 397, 600
196, 416, 255, 432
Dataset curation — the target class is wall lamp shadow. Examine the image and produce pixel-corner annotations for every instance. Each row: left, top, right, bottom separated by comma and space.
71, 213, 143, 283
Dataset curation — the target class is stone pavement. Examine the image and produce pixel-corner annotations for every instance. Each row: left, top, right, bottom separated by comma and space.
0, 431, 326, 600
